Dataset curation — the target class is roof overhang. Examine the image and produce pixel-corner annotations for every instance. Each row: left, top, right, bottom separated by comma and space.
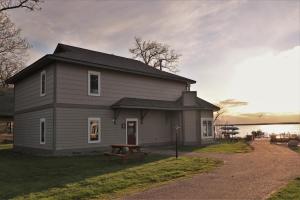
6, 55, 196, 85
111, 97, 217, 111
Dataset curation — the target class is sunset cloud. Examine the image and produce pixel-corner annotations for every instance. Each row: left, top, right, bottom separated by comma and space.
218, 113, 300, 124
219, 99, 248, 107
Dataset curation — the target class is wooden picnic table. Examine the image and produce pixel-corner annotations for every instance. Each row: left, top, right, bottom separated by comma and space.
104, 144, 148, 162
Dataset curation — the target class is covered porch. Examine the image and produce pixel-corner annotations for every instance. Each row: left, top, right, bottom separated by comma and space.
111, 91, 220, 146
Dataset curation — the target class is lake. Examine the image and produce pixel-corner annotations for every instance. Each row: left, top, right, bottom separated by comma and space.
216, 124, 300, 138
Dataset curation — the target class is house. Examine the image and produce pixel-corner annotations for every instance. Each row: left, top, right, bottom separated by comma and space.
0, 88, 14, 134
6, 43, 219, 155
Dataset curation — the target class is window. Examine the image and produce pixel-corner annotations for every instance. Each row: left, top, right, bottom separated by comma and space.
40, 118, 46, 144
88, 71, 100, 96
88, 118, 101, 143
40, 70, 46, 96
203, 121, 208, 137
202, 119, 213, 137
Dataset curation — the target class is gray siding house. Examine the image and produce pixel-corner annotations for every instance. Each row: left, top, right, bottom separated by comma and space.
6, 43, 219, 155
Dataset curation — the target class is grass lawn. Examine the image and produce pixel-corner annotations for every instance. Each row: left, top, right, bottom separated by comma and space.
290, 146, 300, 153
0, 144, 222, 200
268, 178, 300, 200
269, 146, 300, 200
178, 140, 252, 153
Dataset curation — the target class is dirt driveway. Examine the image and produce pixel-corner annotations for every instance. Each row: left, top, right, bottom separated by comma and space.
124, 139, 300, 200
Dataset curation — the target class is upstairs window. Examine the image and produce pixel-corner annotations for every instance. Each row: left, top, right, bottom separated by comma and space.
40, 118, 46, 144
40, 70, 46, 96
88, 71, 100, 96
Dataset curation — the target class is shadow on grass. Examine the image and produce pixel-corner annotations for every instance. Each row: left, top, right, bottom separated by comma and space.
0, 145, 169, 199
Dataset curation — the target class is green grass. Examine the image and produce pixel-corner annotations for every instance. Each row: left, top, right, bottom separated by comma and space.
290, 147, 300, 153
268, 177, 300, 200
0, 144, 222, 200
0, 143, 12, 150
178, 141, 252, 153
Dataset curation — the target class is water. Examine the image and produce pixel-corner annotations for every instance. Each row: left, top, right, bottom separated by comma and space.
216, 124, 300, 138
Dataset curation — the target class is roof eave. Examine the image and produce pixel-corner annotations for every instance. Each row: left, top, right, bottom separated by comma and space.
50, 55, 196, 84
5, 55, 54, 84
6, 53, 196, 85
111, 105, 217, 111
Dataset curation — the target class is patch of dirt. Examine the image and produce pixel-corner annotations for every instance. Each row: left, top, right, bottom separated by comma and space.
125, 139, 300, 200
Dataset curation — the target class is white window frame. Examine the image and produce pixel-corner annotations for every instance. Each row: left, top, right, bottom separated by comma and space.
88, 71, 101, 96
201, 118, 213, 138
40, 70, 46, 96
88, 117, 101, 143
40, 118, 46, 144
126, 118, 138, 145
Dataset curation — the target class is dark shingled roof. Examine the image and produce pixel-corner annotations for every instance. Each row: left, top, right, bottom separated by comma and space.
112, 98, 182, 110
0, 88, 14, 118
112, 97, 220, 111
6, 43, 196, 84
196, 97, 220, 111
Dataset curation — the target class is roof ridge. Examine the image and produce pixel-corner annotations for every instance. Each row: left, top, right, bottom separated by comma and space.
56, 43, 147, 65
54, 43, 184, 78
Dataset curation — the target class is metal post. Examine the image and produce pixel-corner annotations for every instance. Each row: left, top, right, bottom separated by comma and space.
175, 126, 181, 159
176, 129, 178, 159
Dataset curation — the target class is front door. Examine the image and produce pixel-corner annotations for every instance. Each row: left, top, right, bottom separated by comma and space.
126, 119, 138, 145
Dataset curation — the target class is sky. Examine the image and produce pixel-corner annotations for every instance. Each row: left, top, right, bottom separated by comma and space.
6, 0, 300, 123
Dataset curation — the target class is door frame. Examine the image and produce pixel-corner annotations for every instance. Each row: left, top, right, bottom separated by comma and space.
126, 118, 139, 145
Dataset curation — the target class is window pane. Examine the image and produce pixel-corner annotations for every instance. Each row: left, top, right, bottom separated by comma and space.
89, 120, 99, 141
41, 74, 46, 94
203, 121, 207, 136
208, 121, 212, 136
41, 121, 45, 143
90, 74, 98, 94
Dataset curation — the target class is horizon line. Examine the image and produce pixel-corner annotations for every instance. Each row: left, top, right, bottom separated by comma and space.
215, 122, 300, 126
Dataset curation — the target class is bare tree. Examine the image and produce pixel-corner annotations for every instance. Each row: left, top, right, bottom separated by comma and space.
214, 106, 226, 124
129, 37, 181, 73
0, 0, 41, 12
0, 12, 29, 87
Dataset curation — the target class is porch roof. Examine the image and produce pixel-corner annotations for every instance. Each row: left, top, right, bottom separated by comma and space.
111, 97, 220, 111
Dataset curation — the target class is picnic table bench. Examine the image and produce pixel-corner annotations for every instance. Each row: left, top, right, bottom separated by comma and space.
104, 144, 148, 162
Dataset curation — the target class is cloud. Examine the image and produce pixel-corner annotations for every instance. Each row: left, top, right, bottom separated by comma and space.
4, 0, 300, 120
217, 112, 300, 124
219, 99, 248, 107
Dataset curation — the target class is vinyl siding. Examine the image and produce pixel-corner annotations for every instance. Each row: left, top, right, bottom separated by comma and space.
200, 110, 213, 118
55, 108, 172, 150
183, 110, 198, 144
14, 108, 53, 150
137, 110, 172, 144
15, 64, 54, 112
56, 63, 186, 105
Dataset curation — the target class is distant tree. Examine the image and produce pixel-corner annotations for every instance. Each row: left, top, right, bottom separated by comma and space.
129, 37, 181, 73
0, 12, 29, 87
0, 0, 41, 12
214, 106, 226, 124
